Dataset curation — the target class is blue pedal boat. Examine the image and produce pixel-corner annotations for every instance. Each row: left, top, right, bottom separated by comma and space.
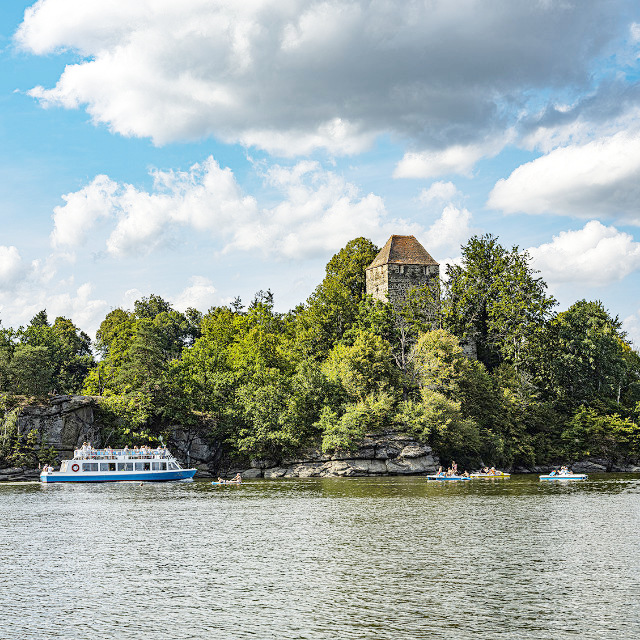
539, 472, 587, 481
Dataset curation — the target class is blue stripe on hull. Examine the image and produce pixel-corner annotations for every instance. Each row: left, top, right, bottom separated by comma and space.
40, 470, 196, 483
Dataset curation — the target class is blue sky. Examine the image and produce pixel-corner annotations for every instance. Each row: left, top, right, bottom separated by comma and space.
1, 0, 640, 346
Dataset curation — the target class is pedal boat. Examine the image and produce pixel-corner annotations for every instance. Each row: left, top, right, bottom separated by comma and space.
426, 474, 471, 481
40, 447, 197, 483
539, 472, 587, 481
470, 471, 510, 478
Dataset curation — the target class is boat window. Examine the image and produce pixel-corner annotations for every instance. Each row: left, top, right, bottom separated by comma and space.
82, 463, 98, 472
99, 463, 109, 471
160, 462, 167, 470
135, 462, 144, 471
169, 462, 178, 470
109, 463, 116, 471
117, 463, 134, 471
144, 462, 151, 471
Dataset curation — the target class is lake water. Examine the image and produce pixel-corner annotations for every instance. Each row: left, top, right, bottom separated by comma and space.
1, 475, 639, 640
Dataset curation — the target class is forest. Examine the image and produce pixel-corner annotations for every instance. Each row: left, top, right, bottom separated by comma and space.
1, 234, 639, 470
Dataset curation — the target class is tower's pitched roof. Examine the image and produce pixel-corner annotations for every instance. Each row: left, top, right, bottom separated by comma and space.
367, 235, 438, 268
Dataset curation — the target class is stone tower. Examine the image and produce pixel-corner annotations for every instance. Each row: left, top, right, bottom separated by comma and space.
365, 235, 439, 306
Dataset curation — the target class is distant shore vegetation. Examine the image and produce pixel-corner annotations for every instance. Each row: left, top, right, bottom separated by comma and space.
1, 234, 639, 470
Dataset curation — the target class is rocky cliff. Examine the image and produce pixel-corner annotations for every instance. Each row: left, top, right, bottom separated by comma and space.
233, 432, 440, 478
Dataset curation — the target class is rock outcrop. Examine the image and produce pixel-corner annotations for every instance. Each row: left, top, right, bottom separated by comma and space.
232, 431, 440, 478
17, 395, 100, 457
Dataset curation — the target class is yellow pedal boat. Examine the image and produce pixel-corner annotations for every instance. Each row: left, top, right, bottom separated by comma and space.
470, 472, 511, 478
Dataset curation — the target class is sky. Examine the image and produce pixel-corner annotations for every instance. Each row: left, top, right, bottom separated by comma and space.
1, 0, 640, 346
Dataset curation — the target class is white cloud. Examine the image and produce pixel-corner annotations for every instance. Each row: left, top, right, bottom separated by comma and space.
423, 205, 473, 257
488, 132, 640, 223
419, 181, 460, 204
51, 175, 119, 247
528, 221, 640, 286
15, 1, 631, 156
0, 273, 108, 337
623, 309, 640, 349
227, 161, 422, 258
0, 246, 27, 288
394, 141, 501, 179
172, 276, 217, 312
50, 156, 423, 261
394, 131, 515, 178
51, 157, 257, 257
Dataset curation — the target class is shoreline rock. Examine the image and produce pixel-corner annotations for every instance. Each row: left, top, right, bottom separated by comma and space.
235, 431, 441, 478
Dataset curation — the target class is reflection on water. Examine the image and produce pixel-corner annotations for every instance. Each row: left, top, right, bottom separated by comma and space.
1, 475, 639, 640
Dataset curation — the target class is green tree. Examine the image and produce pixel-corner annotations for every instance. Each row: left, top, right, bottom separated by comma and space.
323, 330, 396, 402
532, 300, 628, 407
443, 234, 556, 371
562, 407, 640, 465
9, 345, 54, 396
296, 237, 379, 357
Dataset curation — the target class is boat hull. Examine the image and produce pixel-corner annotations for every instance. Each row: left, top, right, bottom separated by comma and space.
539, 474, 587, 481
40, 469, 197, 483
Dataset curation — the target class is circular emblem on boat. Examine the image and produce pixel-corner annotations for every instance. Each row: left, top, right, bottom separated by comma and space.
71, 464, 80, 472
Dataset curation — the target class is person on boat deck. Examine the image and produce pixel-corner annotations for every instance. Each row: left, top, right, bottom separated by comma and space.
233, 473, 242, 483
436, 466, 443, 476
451, 460, 458, 473
549, 469, 557, 476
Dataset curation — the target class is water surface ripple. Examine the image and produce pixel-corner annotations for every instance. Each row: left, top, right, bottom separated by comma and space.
1, 475, 639, 639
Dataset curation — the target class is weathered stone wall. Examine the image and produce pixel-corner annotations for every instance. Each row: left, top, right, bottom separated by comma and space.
387, 263, 439, 306
366, 263, 439, 308
365, 264, 388, 302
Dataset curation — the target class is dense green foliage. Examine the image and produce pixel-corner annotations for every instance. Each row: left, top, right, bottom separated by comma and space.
1, 234, 639, 470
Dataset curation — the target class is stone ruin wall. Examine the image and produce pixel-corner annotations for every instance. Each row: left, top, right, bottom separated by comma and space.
366, 263, 440, 309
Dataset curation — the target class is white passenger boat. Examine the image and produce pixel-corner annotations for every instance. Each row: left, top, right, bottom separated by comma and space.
40, 446, 197, 483
539, 471, 587, 481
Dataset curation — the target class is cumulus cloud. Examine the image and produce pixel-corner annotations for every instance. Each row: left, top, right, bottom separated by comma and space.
14, 1, 634, 158
226, 161, 421, 258
423, 205, 473, 257
51, 157, 257, 257
394, 135, 512, 178
172, 276, 217, 312
419, 181, 460, 205
0, 246, 28, 288
488, 132, 640, 223
0, 273, 108, 337
528, 221, 640, 286
51, 175, 119, 247
50, 156, 421, 260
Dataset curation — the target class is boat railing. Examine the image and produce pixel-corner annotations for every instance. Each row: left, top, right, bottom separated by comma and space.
73, 448, 172, 460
